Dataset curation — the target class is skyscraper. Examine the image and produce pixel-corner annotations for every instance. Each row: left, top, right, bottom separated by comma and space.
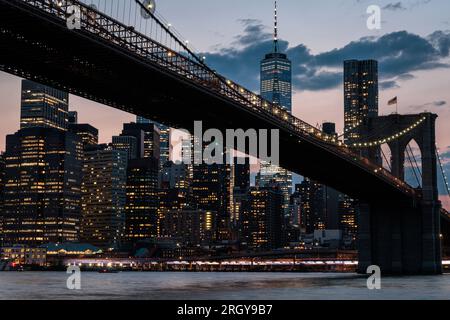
68, 123, 99, 150
256, 165, 292, 216
234, 157, 250, 192
136, 116, 170, 167
81, 145, 128, 249
122, 122, 160, 160
260, 1, 292, 112
0, 153, 5, 245
3, 127, 82, 245
241, 186, 283, 250
159, 210, 217, 246
20, 80, 69, 131
112, 135, 138, 160
343, 60, 379, 144
338, 195, 358, 246
192, 163, 233, 241
259, 2, 293, 217
124, 158, 159, 244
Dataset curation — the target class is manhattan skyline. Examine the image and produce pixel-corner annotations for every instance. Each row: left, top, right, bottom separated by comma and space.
0, 0, 449, 209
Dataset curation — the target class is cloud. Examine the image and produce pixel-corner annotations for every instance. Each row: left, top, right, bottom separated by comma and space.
204, 20, 450, 92
409, 100, 447, 111
383, 2, 407, 11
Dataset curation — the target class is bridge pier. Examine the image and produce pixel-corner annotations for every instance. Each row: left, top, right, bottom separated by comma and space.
357, 201, 442, 275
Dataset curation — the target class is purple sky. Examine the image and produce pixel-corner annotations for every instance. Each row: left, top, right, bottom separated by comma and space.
0, 0, 449, 208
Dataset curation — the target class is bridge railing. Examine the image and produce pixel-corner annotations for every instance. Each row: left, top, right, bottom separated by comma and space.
14, 0, 417, 196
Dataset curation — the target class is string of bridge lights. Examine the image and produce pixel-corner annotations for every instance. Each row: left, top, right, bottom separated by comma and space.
436, 145, 450, 197
349, 116, 427, 148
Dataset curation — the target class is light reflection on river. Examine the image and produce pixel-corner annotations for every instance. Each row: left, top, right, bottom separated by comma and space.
1, 272, 449, 300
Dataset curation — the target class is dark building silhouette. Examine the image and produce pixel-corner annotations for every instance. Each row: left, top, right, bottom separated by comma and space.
121, 122, 160, 160
124, 158, 159, 244
241, 186, 283, 250
68, 111, 78, 124
234, 157, 250, 191
343, 60, 379, 144
3, 127, 82, 245
20, 80, 69, 131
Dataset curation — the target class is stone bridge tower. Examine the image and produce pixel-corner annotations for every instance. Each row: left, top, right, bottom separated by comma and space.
355, 112, 442, 274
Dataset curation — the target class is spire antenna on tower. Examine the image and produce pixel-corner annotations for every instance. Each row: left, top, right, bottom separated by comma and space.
274, 1, 278, 53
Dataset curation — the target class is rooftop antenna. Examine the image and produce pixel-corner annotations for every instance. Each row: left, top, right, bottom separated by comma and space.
274, 1, 279, 53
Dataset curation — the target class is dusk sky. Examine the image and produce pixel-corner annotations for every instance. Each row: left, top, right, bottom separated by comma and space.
0, 0, 449, 207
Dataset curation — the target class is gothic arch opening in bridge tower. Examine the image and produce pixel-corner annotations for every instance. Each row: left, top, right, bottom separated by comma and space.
381, 144, 392, 172
403, 139, 423, 189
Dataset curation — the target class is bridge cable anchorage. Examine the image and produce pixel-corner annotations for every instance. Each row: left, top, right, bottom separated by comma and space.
349, 116, 427, 148
406, 144, 422, 188
436, 145, 450, 198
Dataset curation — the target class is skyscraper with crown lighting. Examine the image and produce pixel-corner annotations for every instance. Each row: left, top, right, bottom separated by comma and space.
259, 1, 292, 216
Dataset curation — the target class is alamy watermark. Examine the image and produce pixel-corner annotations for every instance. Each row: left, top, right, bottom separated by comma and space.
367, 5, 381, 30
172, 121, 280, 166
366, 265, 381, 290
66, 265, 81, 290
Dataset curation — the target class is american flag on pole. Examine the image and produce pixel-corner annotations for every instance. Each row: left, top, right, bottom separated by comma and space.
388, 97, 398, 106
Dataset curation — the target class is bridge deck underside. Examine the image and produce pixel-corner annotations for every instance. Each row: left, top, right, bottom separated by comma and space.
0, 0, 415, 206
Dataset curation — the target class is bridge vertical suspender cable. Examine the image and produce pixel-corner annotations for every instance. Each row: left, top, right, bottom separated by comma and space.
408, 144, 422, 177
406, 146, 422, 187
381, 147, 392, 171
436, 146, 450, 198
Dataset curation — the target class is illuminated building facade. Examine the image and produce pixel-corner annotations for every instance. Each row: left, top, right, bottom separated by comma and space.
122, 122, 161, 161
260, 2, 292, 111
68, 124, 99, 150
192, 164, 233, 241
338, 195, 358, 240
241, 187, 283, 250
124, 158, 159, 243
20, 80, 69, 131
0, 153, 5, 244
258, 3, 292, 216
112, 135, 138, 160
2, 128, 83, 245
232, 157, 250, 227
159, 210, 216, 246
344, 60, 379, 144
137, 116, 170, 168
160, 161, 192, 190
81, 146, 128, 250
256, 164, 292, 217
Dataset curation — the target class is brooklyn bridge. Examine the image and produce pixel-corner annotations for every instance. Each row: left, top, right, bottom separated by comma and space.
0, 0, 449, 274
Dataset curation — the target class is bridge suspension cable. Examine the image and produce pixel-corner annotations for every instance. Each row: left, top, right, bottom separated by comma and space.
349, 116, 427, 148
405, 144, 422, 187
436, 145, 450, 198
10, 0, 420, 197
